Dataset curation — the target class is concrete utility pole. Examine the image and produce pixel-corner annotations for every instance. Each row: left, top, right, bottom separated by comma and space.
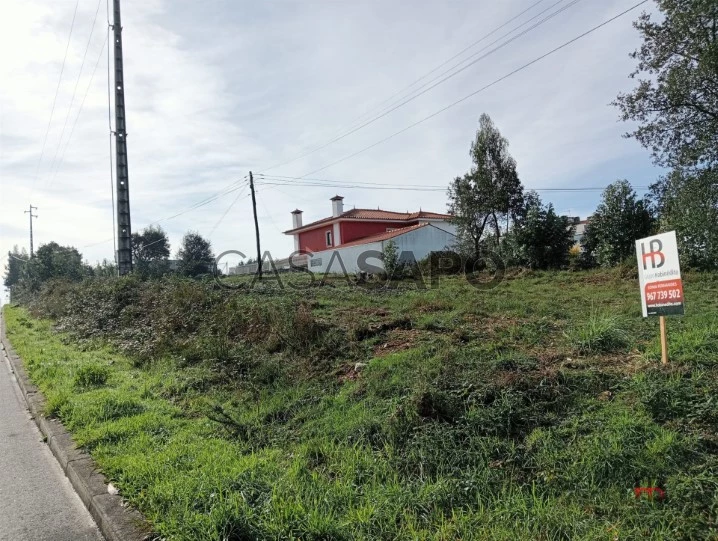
24, 205, 38, 257
249, 171, 262, 280
112, 0, 133, 275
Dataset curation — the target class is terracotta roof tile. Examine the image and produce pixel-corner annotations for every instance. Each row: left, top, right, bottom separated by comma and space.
284, 208, 452, 234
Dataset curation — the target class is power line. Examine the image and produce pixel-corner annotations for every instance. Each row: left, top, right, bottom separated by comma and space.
294, 0, 649, 179
259, 0, 580, 174
30, 0, 80, 197
148, 178, 249, 226
47, 0, 104, 188
255, 177, 649, 193
258, 0, 553, 173
335, 0, 550, 132
48, 32, 109, 186
258, 173, 445, 189
208, 185, 250, 237
81, 178, 249, 249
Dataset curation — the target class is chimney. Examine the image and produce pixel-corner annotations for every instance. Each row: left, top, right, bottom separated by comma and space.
291, 209, 303, 229
331, 195, 344, 217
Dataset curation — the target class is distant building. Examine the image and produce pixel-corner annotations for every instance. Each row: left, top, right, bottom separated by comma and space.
282, 196, 457, 274
566, 216, 591, 248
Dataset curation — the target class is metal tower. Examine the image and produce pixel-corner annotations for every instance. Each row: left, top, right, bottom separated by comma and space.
112, 0, 132, 275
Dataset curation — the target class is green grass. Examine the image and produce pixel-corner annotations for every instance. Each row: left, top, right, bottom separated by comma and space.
565, 309, 631, 354
4, 269, 718, 539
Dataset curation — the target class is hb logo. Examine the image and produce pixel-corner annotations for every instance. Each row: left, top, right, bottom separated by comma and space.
641, 239, 665, 270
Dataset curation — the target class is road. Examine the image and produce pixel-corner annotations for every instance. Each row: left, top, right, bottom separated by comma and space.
0, 344, 103, 541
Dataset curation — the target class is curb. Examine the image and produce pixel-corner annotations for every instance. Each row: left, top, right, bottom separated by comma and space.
0, 313, 154, 541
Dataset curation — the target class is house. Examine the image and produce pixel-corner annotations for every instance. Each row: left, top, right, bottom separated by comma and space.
567, 216, 591, 248
284, 196, 457, 274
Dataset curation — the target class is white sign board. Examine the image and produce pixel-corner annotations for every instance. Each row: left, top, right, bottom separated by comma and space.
635, 231, 684, 317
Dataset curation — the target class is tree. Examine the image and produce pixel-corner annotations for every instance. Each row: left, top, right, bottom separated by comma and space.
650, 168, 718, 269
613, 0, 718, 169
177, 232, 214, 278
448, 114, 524, 258
132, 225, 170, 277
20, 242, 90, 291
507, 192, 575, 269
93, 259, 118, 277
581, 180, 655, 267
3, 246, 28, 287
382, 240, 402, 279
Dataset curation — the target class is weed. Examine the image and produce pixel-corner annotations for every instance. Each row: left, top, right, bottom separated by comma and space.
74, 363, 110, 389
566, 309, 631, 353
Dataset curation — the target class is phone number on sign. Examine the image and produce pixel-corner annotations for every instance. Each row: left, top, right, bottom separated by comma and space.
646, 289, 682, 302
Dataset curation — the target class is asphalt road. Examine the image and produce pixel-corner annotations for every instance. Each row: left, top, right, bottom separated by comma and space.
0, 346, 103, 541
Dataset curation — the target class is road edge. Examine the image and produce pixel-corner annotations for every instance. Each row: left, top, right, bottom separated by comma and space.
0, 311, 154, 541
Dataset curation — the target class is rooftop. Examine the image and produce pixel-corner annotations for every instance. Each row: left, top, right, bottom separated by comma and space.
284, 208, 452, 234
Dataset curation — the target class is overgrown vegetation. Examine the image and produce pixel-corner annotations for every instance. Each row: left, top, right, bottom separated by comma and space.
4, 270, 718, 539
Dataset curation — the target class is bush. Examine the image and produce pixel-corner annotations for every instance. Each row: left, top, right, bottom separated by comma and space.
418, 250, 465, 276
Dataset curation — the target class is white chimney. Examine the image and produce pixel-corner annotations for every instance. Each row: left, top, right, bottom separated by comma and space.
331, 195, 344, 217
291, 209, 303, 229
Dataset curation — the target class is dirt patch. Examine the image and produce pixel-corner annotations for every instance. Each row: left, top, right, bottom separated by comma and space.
334, 307, 390, 318
373, 328, 423, 356
353, 317, 412, 341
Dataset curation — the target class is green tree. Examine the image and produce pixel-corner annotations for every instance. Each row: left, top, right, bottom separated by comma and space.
650, 168, 718, 269
93, 259, 118, 277
613, 0, 718, 168
20, 242, 90, 291
132, 225, 170, 278
177, 232, 214, 278
507, 192, 575, 269
3, 246, 28, 287
448, 114, 524, 258
381, 240, 402, 279
582, 180, 655, 267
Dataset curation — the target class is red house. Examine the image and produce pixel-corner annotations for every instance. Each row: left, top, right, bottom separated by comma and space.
284, 195, 454, 253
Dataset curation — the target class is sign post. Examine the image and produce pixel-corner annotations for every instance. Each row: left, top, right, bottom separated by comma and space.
636, 231, 684, 365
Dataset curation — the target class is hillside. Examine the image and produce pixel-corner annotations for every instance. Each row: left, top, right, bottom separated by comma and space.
3, 270, 718, 540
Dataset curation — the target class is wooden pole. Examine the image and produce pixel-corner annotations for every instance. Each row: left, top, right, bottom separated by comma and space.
249, 171, 262, 281
659, 315, 668, 365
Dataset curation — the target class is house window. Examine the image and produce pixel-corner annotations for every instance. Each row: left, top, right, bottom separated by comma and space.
326, 231, 333, 247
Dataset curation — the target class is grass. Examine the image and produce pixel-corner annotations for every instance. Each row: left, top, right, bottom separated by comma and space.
566, 309, 631, 354
3, 269, 718, 540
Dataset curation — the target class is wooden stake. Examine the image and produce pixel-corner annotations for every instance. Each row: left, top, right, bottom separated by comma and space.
659, 315, 668, 365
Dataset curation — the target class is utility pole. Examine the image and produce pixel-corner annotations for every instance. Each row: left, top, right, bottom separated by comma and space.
112, 0, 133, 275
249, 171, 262, 280
24, 205, 38, 257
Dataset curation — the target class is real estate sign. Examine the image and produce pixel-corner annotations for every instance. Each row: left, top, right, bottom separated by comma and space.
635, 231, 684, 317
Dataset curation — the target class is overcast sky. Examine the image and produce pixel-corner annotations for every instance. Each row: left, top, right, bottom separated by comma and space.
1, 0, 661, 294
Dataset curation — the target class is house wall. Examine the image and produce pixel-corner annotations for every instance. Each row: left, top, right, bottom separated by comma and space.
307, 225, 455, 274
421, 220, 457, 237
388, 225, 456, 264
339, 220, 409, 245
298, 226, 335, 252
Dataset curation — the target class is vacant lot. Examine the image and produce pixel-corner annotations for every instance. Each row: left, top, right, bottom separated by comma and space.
4, 270, 718, 540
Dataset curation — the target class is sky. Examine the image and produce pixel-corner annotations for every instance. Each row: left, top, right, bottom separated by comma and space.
0, 0, 663, 298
